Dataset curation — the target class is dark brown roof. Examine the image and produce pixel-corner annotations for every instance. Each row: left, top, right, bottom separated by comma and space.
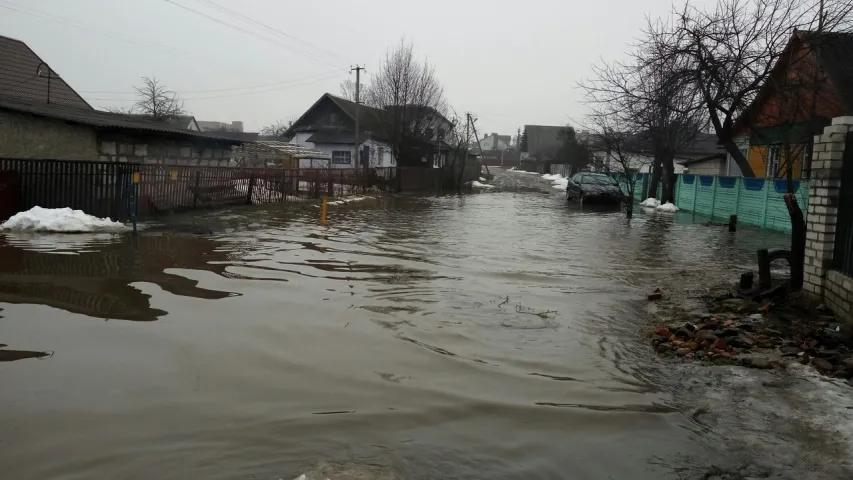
804, 31, 853, 112
0, 35, 91, 109
0, 96, 246, 144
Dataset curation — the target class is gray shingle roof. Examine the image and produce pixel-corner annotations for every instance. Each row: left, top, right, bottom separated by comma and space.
0, 35, 91, 109
0, 96, 246, 144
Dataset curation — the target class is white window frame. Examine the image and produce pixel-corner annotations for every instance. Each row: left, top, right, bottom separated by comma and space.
765, 145, 780, 178
331, 150, 352, 165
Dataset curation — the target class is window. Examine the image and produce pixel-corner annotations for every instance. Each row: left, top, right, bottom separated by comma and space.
765, 145, 780, 178
332, 150, 352, 165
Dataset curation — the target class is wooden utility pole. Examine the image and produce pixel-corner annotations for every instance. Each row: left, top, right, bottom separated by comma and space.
351, 65, 366, 186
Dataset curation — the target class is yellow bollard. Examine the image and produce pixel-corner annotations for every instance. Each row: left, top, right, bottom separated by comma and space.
320, 198, 328, 225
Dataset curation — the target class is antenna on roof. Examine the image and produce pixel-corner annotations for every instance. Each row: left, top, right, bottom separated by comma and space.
35, 62, 58, 105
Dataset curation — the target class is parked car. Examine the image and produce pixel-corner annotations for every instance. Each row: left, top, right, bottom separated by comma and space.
565, 173, 623, 206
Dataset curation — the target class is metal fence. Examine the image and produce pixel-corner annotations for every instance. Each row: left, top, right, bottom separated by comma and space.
833, 134, 853, 276
0, 157, 138, 222
0, 158, 397, 222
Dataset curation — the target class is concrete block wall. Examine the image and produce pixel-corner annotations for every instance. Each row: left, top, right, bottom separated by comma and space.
803, 116, 853, 322
97, 136, 232, 167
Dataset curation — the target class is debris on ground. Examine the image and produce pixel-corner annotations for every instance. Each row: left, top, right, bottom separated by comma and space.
647, 288, 663, 301
650, 291, 853, 378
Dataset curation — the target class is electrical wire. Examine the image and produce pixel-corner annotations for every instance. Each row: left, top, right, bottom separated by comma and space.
190, 0, 348, 64
79, 69, 346, 95
163, 0, 340, 66
86, 70, 341, 102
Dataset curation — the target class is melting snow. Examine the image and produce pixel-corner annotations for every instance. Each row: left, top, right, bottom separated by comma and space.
0, 207, 128, 233
656, 202, 679, 212
639, 198, 661, 208
472, 181, 495, 189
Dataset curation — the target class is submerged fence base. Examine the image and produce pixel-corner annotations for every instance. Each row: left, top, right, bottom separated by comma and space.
0, 158, 398, 223
631, 173, 809, 233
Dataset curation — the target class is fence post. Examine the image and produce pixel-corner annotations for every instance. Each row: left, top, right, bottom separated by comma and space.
710, 177, 718, 219
692, 176, 698, 212
193, 170, 201, 209
761, 179, 770, 228
246, 173, 255, 205
734, 177, 741, 219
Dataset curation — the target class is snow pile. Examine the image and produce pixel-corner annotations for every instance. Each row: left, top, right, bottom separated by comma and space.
471, 180, 495, 189
1, 207, 128, 233
478, 176, 487, 182
550, 177, 570, 191
656, 201, 679, 212
541, 173, 563, 181
639, 198, 661, 208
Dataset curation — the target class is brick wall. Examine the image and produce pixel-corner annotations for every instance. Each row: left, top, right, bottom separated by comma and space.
803, 116, 853, 322
0, 110, 98, 159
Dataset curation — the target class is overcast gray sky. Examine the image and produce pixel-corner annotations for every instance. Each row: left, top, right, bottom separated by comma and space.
0, 0, 694, 135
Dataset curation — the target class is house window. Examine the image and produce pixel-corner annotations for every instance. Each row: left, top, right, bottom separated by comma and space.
765, 145, 780, 178
332, 150, 352, 165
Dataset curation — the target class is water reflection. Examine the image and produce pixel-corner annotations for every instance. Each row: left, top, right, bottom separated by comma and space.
0, 233, 237, 321
0, 344, 52, 362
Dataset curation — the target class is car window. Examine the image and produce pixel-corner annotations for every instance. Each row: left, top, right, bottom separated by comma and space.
584, 175, 618, 185
572, 174, 584, 183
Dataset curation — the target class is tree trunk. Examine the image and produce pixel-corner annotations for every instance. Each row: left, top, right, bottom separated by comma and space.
660, 156, 676, 203
785, 194, 806, 290
648, 158, 663, 200
720, 140, 756, 177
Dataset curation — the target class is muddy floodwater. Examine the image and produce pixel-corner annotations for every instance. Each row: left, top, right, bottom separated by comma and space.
1, 169, 851, 480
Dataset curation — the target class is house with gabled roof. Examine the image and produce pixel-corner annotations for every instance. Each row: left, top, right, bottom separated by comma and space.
0, 34, 246, 164
729, 30, 853, 178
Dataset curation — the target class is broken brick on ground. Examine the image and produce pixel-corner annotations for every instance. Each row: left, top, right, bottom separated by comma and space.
651, 292, 853, 378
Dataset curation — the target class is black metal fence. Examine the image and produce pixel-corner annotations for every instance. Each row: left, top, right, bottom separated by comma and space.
833, 135, 853, 276
0, 157, 139, 222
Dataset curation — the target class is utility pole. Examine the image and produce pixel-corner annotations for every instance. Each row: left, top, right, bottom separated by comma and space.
351, 65, 366, 184
469, 113, 489, 178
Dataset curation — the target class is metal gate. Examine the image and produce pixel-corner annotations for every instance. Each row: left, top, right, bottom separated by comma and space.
833, 133, 853, 276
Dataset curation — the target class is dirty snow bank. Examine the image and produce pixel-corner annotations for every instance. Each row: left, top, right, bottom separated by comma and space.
0, 207, 128, 233
541, 173, 563, 181
639, 198, 661, 208
479, 176, 487, 182
472, 180, 495, 189
550, 177, 570, 191
656, 201, 679, 212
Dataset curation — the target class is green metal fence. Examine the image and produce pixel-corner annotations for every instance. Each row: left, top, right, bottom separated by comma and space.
632, 173, 809, 233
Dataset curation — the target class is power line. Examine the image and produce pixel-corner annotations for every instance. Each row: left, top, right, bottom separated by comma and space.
79, 69, 346, 95
163, 0, 339, 66
0, 1, 230, 68
189, 0, 348, 64
87, 70, 342, 102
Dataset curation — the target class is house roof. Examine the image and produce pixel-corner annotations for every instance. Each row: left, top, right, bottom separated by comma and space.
0, 35, 92, 110
284, 93, 385, 138
306, 129, 357, 144
734, 30, 853, 132
0, 96, 246, 144
804, 31, 853, 112
256, 141, 330, 159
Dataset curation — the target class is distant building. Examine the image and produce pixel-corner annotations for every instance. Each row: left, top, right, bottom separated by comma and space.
197, 120, 244, 133
480, 133, 512, 151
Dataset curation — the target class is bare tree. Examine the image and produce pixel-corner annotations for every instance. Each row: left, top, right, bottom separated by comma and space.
363, 40, 449, 180
260, 119, 293, 137
443, 111, 475, 192
132, 77, 186, 120
586, 113, 652, 218
339, 79, 359, 101
657, 0, 852, 177
582, 18, 706, 203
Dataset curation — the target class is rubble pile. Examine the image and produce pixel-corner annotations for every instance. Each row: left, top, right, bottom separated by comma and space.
651, 294, 853, 376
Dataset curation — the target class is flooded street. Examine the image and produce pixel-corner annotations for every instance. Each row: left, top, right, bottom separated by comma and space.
1, 169, 851, 480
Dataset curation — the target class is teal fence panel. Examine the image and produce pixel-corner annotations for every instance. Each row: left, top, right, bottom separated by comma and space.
663, 174, 809, 233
